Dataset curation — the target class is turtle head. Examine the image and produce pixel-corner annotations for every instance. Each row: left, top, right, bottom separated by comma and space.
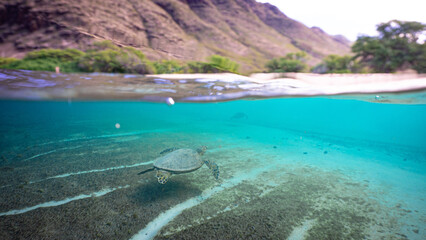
197, 146, 207, 156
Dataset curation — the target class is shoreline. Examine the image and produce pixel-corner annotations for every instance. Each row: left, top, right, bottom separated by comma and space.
0, 69, 425, 103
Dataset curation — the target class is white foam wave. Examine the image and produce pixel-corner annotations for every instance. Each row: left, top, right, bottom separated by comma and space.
0, 185, 129, 216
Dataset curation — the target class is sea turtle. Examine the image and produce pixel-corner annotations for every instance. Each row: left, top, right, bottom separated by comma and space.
138, 146, 219, 184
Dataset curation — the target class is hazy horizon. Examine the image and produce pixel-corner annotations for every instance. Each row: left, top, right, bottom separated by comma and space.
259, 0, 426, 41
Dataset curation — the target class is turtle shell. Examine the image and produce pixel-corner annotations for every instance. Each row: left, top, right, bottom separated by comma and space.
153, 148, 203, 173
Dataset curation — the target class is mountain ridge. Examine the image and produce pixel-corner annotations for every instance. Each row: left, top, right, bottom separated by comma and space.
0, 0, 351, 72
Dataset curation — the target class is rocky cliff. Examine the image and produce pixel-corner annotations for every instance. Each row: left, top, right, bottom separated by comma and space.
0, 0, 351, 72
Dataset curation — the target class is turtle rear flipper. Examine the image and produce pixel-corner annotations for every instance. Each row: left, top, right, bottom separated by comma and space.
204, 159, 219, 179
156, 170, 172, 184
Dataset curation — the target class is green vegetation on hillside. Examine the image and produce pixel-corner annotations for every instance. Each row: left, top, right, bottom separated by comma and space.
2, 20, 424, 75
153, 60, 185, 74
0, 41, 240, 74
265, 52, 309, 73
1, 49, 85, 72
186, 55, 240, 74
207, 55, 240, 73
78, 41, 156, 74
0, 57, 18, 66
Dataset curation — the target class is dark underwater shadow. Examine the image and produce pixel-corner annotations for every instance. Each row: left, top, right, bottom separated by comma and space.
131, 178, 202, 205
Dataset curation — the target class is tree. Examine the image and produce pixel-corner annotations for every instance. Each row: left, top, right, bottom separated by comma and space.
312, 55, 365, 73
0, 49, 85, 72
265, 52, 308, 73
207, 55, 239, 73
376, 20, 425, 42
352, 20, 425, 73
78, 41, 155, 74
411, 43, 426, 73
185, 55, 240, 73
153, 60, 184, 74
325, 55, 351, 73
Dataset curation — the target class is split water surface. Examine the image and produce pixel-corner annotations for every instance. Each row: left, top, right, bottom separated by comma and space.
0, 70, 425, 239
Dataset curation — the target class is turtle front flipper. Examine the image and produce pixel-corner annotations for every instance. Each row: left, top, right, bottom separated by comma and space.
204, 159, 219, 180
138, 167, 155, 175
156, 170, 172, 184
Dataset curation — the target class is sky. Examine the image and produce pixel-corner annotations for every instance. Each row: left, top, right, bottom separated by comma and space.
259, 0, 426, 41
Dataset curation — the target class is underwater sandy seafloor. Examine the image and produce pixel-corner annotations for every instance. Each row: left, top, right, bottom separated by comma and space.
0, 100, 425, 240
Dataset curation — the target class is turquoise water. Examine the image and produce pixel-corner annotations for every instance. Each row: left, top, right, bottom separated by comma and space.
0, 97, 425, 239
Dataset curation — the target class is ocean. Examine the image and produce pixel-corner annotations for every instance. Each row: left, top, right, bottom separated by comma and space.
0, 70, 425, 239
